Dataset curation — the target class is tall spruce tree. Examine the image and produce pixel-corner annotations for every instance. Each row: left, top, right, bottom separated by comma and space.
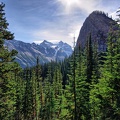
52, 65, 63, 119
15, 73, 25, 120
75, 45, 89, 120
22, 67, 33, 120
42, 63, 54, 120
86, 33, 93, 83
0, 3, 21, 119
84, 33, 94, 119
90, 25, 120, 119
64, 44, 78, 120
33, 56, 41, 120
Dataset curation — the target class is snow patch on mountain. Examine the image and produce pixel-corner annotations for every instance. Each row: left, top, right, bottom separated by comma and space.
4, 40, 73, 68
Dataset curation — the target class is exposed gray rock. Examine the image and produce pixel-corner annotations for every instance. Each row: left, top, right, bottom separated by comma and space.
76, 11, 116, 51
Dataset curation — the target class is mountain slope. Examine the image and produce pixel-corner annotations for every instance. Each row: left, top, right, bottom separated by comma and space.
76, 11, 116, 51
5, 40, 72, 68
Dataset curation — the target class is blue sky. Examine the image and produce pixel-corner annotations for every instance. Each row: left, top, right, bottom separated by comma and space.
2, 0, 120, 46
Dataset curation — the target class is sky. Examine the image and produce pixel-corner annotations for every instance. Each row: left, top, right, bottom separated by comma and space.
1, 0, 120, 46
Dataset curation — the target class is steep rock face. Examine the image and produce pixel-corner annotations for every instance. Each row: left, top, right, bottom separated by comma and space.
76, 11, 116, 51
5, 40, 72, 68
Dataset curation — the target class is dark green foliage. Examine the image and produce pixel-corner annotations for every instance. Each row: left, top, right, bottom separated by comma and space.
86, 33, 93, 83
75, 45, 90, 120
90, 25, 120, 120
0, 3, 21, 120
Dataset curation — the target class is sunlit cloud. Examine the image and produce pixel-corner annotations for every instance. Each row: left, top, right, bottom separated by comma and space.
56, 0, 102, 15
110, 8, 120, 19
32, 16, 83, 46
33, 29, 66, 42
32, 28, 77, 46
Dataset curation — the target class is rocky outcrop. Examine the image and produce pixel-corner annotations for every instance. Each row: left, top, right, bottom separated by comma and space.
76, 11, 116, 51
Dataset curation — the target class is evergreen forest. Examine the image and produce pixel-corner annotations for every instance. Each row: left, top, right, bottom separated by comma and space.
0, 3, 120, 120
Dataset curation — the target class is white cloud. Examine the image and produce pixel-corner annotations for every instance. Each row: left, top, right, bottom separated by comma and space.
109, 8, 120, 23
33, 29, 66, 42
109, 11, 117, 19
32, 28, 77, 46
32, 14, 84, 47
56, 0, 102, 15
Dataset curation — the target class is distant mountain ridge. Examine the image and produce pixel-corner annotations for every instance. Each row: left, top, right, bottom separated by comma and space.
76, 11, 116, 51
5, 40, 73, 68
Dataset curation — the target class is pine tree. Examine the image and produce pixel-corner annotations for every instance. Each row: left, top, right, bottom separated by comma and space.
22, 67, 33, 120
33, 56, 40, 120
64, 45, 78, 120
75, 45, 89, 120
34, 56, 43, 120
52, 65, 63, 119
89, 39, 101, 120
42, 63, 54, 120
83, 33, 94, 119
15, 70, 25, 120
0, 3, 21, 119
86, 33, 93, 83
90, 25, 120, 119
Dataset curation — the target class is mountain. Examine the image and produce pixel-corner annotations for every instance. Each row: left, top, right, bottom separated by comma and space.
5, 40, 73, 68
76, 11, 116, 51
39, 40, 72, 59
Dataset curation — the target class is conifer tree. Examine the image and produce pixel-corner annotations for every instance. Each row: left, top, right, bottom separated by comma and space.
34, 56, 43, 120
75, 45, 89, 120
52, 65, 63, 119
90, 25, 120, 119
34, 56, 41, 120
22, 68, 33, 120
83, 33, 94, 119
64, 45, 77, 120
86, 33, 93, 83
14, 69, 25, 120
42, 63, 54, 120
0, 3, 20, 119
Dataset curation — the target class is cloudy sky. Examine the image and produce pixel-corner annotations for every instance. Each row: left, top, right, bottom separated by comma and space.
2, 0, 120, 46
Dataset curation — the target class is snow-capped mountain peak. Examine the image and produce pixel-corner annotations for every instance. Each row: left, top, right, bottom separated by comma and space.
5, 40, 73, 68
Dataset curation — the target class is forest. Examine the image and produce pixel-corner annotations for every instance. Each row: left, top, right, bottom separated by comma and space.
0, 3, 120, 120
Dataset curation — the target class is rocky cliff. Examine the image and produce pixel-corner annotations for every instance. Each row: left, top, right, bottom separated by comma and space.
76, 11, 116, 51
